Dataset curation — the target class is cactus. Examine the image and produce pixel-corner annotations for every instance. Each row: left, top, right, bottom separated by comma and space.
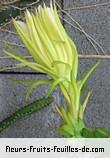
0, 96, 53, 133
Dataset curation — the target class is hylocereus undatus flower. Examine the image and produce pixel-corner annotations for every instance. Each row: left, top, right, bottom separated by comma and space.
5, 2, 99, 137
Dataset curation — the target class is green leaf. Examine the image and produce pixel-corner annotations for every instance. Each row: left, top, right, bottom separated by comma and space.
82, 90, 92, 113
78, 61, 100, 90
77, 72, 89, 96
26, 80, 52, 100
81, 128, 95, 138
57, 107, 71, 125
58, 124, 75, 137
59, 84, 71, 104
94, 128, 110, 138
47, 78, 64, 97
81, 128, 110, 138
67, 112, 75, 126
5, 51, 57, 77
57, 127, 70, 138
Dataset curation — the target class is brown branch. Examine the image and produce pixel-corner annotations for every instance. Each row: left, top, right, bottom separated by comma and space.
64, 1, 110, 11
0, 39, 24, 47
1, 54, 110, 72
0, 28, 17, 35
2, 0, 19, 5
56, 2, 105, 55
78, 54, 110, 59
1, 54, 110, 60
11, 0, 40, 11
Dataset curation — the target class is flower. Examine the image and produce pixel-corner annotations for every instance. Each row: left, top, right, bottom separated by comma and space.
5, 2, 79, 103
5, 2, 99, 137
12, 3, 78, 79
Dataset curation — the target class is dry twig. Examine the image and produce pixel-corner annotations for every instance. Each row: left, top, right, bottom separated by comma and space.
64, 1, 110, 11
